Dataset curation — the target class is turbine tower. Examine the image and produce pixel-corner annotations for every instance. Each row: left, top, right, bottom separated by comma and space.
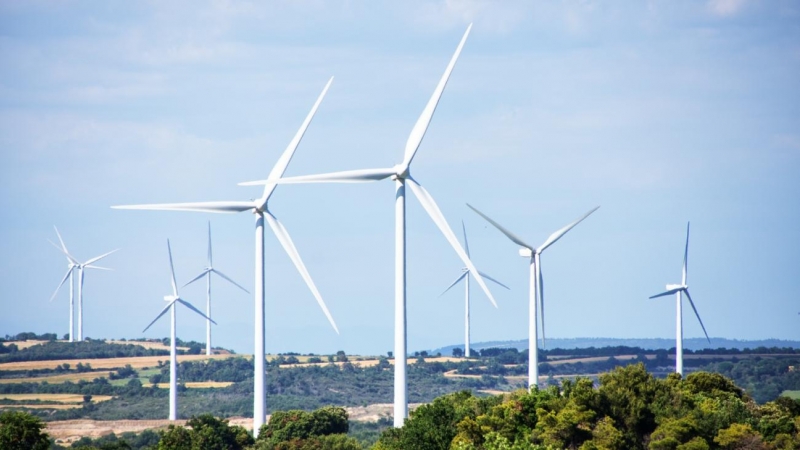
467, 204, 598, 388
49, 227, 78, 342
49, 227, 118, 341
143, 239, 215, 421
649, 222, 710, 376
113, 78, 339, 437
239, 25, 498, 427
438, 221, 509, 358
183, 221, 249, 356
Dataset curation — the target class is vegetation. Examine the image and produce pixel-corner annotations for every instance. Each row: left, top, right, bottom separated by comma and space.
9, 366, 794, 449
376, 364, 800, 449
0, 410, 50, 450
0, 340, 169, 363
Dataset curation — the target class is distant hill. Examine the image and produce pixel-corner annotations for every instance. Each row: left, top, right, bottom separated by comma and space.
430, 337, 800, 355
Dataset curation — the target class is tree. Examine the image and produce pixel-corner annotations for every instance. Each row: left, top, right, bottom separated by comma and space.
452, 348, 464, 358
713, 423, 766, 449
0, 411, 50, 450
257, 406, 349, 446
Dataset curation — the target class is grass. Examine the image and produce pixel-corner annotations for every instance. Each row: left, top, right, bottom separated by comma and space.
781, 390, 800, 400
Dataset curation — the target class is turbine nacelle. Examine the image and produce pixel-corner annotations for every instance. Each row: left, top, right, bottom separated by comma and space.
666, 284, 686, 291
518, 248, 533, 258
164, 295, 179, 302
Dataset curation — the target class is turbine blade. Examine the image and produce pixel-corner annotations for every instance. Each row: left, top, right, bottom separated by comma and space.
649, 287, 682, 299
53, 226, 78, 264
167, 240, 178, 297
50, 269, 72, 302
260, 77, 334, 203
208, 221, 213, 267
239, 168, 396, 186
182, 269, 211, 288
48, 239, 79, 265
142, 302, 174, 333
211, 268, 250, 294
264, 211, 340, 334
682, 222, 690, 285
462, 221, 470, 258
112, 201, 255, 214
177, 298, 217, 325
83, 248, 119, 266
466, 204, 534, 250
407, 178, 497, 308
477, 270, 510, 290
536, 206, 600, 254
84, 265, 112, 271
438, 271, 468, 297
684, 290, 710, 344
401, 24, 471, 171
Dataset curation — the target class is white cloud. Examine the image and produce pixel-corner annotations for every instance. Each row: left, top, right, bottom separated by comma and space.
708, 0, 748, 17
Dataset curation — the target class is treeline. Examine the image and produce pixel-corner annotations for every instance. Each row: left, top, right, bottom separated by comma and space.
0, 332, 59, 342
698, 357, 800, 404
0, 340, 168, 363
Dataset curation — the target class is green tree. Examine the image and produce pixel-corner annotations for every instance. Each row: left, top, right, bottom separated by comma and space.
713, 423, 766, 449
257, 407, 349, 447
0, 411, 50, 450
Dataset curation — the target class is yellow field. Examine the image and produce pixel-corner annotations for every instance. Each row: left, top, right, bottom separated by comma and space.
106, 340, 189, 352
142, 381, 234, 389
0, 353, 238, 371
1, 394, 113, 403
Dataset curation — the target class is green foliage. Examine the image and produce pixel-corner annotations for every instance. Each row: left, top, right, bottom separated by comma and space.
257, 407, 349, 447
377, 365, 800, 450
0, 410, 50, 450
157, 414, 253, 450
0, 341, 168, 363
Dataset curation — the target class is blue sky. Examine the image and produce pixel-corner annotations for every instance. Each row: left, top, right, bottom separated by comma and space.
1, 1, 798, 356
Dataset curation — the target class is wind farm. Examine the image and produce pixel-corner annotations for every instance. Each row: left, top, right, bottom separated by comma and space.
2, 3, 799, 449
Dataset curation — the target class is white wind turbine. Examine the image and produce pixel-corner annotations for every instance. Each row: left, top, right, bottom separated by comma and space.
467, 204, 599, 388
48, 227, 118, 341
649, 222, 710, 376
438, 221, 509, 358
183, 221, 249, 356
143, 239, 216, 421
239, 25, 499, 427
112, 77, 338, 436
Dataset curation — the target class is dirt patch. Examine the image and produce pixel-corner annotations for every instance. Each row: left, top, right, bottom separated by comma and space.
45, 404, 422, 443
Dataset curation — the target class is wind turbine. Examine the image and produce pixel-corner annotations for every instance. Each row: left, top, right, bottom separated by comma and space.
143, 240, 215, 421
49, 227, 78, 342
112, 77, 338, 436
48, 227, 118, 341
467, 204, 599, 388
183, 221, 249, 356
649, 222, 710, 376
438, 221, 509, 358
239, 25, 498, 427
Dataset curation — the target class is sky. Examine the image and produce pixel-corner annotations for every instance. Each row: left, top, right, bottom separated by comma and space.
1, 0, 798, 356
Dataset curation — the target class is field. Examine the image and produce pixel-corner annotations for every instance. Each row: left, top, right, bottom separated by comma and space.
782, 390, 800, 400
0, 353, 238, 371
0, 393, 113, 411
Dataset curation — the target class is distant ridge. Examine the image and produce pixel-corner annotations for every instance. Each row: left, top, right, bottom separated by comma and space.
429, 337, 800, 355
